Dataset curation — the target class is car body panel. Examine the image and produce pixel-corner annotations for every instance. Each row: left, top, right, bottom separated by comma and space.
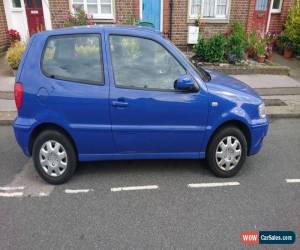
104, 29, 209, 154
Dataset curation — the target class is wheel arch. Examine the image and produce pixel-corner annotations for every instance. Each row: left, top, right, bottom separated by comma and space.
29, 123, 78, 157
206, 120, 251, 156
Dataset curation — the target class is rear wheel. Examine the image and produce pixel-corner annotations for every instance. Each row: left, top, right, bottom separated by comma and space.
207, 126, 247, 177
32, 130, 77, 184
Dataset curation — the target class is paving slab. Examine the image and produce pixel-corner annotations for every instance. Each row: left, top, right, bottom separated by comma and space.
231, 74, 300, 89
0, 99, 16, 112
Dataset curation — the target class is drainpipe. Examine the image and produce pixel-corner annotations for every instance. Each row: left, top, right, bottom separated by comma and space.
266, 0, 274, 33
169, 0, 174, 40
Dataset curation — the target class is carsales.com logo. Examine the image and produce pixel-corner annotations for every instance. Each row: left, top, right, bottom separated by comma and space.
240, 230, 296, 245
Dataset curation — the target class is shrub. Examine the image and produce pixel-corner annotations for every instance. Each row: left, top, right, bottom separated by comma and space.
6, 42, 26, 70
63, 7, 93, 27
7, 29, 21, 46
283, 0, 300, 53
226, 22, 247, 63
193, 33, 226, 63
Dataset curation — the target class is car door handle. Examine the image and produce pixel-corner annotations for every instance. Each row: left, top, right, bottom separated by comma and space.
112, 100, 128, 108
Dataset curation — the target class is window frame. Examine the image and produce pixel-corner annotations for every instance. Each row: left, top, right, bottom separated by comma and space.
40, 33, 105, 86
11, 0, 22, 11
255, 0, 268, 11
188, 0, 230, 20
71, 0, 114, 19
271, 0, 283, 13
108, 34, 198, 93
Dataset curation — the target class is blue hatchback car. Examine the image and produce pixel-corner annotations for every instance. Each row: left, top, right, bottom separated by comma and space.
13, 26, 268, 184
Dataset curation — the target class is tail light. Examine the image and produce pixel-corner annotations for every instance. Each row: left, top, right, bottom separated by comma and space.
14, 82, 23, 110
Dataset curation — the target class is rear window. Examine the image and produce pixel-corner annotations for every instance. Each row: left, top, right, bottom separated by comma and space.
41, 34, 104, 85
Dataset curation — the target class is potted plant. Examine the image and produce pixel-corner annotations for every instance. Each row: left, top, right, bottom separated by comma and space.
265, 32, 278, 61
255, 37, 267, 63
246, 31, 257, 59
266, 43, 273, 61
281, 34, 294, 58
282, 0, 300, 59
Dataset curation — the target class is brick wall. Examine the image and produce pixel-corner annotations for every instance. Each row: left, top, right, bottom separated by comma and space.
170, 0, 249, 48
200, 0, 249, 37
0, 0, 8, 53
115, 0, 135, 24
48, 0, 70, 29
47, 0, 286, 49
269, 0, 294, 33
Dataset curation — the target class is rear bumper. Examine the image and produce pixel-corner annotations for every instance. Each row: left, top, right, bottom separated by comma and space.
248, 121, 269, 156
13, 117, 35, 157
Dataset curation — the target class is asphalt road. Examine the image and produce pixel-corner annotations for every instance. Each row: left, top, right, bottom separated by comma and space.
0, 119, 299, 250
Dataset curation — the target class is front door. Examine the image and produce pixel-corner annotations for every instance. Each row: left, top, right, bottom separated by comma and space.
108, 34, 208, 155
25, 0, 45, 36
142, 0, 161, 30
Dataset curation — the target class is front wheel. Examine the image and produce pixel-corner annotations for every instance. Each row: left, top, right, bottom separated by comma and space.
207, 127, 247, 177
32, 130, 77, 184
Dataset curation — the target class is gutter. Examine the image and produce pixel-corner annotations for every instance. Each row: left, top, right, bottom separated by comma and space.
169, 0, 173, 40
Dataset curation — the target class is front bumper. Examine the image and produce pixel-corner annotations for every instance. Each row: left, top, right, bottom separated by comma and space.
248, 120, 269, 156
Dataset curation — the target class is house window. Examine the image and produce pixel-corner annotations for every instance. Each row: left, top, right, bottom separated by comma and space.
189, 0, 229, 19
255, 0, 268, 11
11, 0, 22, 8
71, 0, 114, 19
271, 0, 283, 13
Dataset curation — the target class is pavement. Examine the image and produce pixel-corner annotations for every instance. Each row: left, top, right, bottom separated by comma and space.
272, 52, 300, 83
0, 119, 299, 249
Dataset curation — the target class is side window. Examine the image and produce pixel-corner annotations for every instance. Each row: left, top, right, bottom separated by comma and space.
109, 35, 186, 91
42, 34, 104, 84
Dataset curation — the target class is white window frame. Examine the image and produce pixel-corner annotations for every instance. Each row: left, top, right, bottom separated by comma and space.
188, 0, 230, 20
271, 0, 283, 13
10, 0, 23, 11
71, 0, 114, 19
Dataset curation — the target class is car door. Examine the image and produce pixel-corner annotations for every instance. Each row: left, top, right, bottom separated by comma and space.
107, 33, 209, 155
40, 32, 115, 157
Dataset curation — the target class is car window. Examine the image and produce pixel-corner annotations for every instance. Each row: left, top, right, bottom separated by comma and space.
42, 34, 104, 84
109, 35, 186, 91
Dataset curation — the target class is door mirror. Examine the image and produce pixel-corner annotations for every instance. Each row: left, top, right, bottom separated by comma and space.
174, 75, 197, 92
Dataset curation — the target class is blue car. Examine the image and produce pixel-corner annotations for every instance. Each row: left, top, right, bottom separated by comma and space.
13, 26, 268, 184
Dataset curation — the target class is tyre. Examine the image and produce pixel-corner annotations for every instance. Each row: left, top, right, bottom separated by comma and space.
207, 126, 247, 177
32, 130, 77, 184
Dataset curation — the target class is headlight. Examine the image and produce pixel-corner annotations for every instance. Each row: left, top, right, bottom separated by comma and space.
259, 103, 266, 118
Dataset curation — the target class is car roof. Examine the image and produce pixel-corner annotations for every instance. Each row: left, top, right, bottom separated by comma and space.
34, 25, 163, 37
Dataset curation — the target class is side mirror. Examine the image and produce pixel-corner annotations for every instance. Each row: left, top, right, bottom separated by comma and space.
174, 75, 197, 92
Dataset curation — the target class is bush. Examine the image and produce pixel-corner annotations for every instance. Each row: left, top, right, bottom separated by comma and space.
283, 0, 300, 53
226, 22, 247, 63
194, 33, 226, 63
6, 42, 26, 70
63, 8, 93, 27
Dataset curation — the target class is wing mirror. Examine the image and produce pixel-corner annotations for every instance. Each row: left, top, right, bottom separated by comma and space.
174, 75, 198, 92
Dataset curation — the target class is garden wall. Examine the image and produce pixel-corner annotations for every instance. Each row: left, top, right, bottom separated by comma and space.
0, 0, 8, 54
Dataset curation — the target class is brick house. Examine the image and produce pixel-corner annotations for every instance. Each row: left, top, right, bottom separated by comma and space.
0, 0, 295, 53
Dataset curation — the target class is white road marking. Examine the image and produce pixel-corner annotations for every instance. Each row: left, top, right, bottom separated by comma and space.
286, 179, 300, 183
0, 192, 23, 197
0, 186, 25, 191
111, 185, 159, 192
187, 182, 240, 188
6, 162, 55, 197
65, 189, 93, 194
